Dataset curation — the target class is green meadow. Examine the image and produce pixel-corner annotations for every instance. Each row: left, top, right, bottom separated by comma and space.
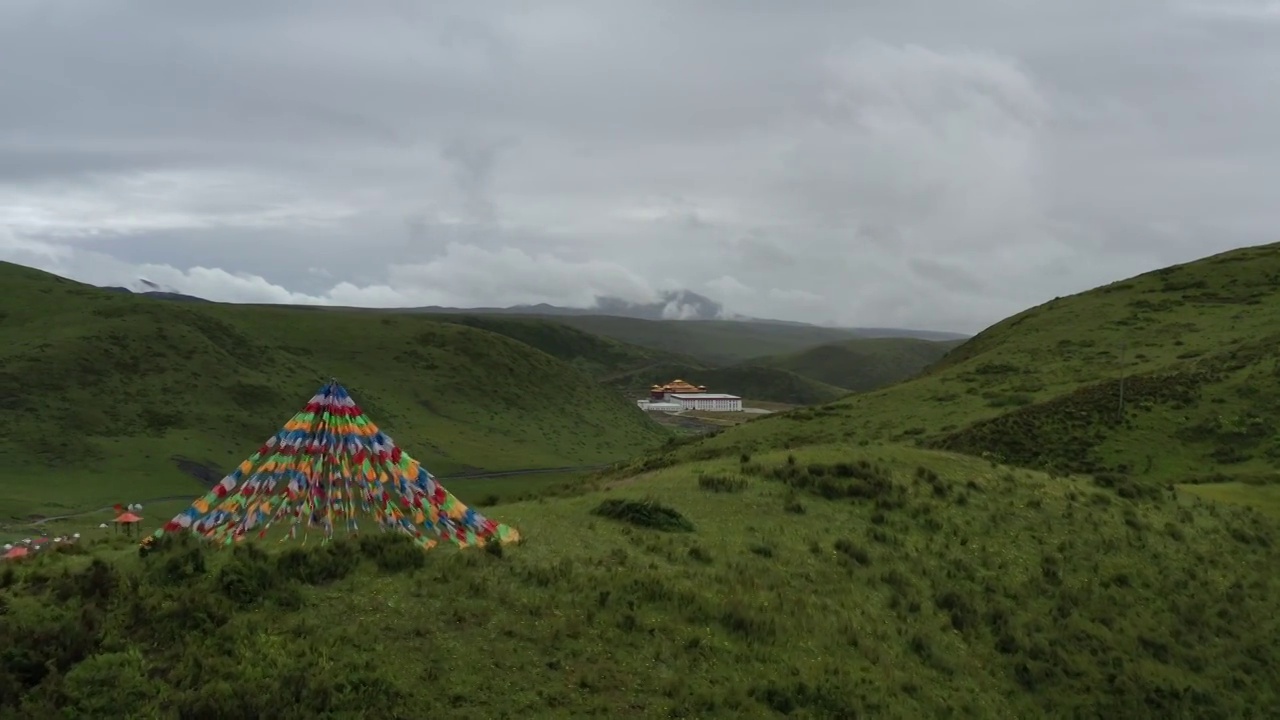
3, 245, 1280, 717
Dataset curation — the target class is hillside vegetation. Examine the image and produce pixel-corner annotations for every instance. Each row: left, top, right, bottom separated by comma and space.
753, 336, 962, 392
429, 314, 695, 379
675, 243, 1280, 497
535, 315, 867, 365
0, 263, 670, 520
434, 317, 947, 405
4, 443, 1277, 717
430, 316, 854, 406
90, 289, 966, 406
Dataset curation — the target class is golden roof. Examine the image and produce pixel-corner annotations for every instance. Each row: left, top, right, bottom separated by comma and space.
656, 379, 706, 393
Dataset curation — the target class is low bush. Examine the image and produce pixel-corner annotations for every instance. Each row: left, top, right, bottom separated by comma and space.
697, 473, 748, 493
0, 533, 434, 717
591, 498, 695, 532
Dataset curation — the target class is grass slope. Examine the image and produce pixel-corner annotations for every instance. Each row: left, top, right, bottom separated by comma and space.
607, 363, 849, 406
3, 443, 1277, 717
427, 314, 697, 379
534, 315, 867, 365
0, 263, 670, 520
753, 336, 963, 392
429, 316, 851, 406
677, 243, 1280, 496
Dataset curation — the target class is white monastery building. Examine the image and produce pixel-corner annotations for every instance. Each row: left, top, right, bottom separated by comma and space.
670, 393, 743, 412
638, 378, 743, 412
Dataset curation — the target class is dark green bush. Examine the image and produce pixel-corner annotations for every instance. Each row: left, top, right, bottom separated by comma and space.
357, 533, 427, 573
0, 532, 432, 718
276, 542, 360, 585
591, 498, 695, 532
698, 473, 748, 493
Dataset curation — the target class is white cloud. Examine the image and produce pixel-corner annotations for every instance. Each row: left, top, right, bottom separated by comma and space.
3, 233, 660, 309
1, 2, 1278, 334
704, 275, 752, 298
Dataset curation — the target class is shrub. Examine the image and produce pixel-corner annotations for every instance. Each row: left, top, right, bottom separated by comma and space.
833, 538, 872, 566
765, 459, 902, 504
783, 497, 806, 515
698, 473, 748, 493
216, 545, 280, 606
591, 498, 695, 532
357, 533, 427, 573
276, 543, 360, 585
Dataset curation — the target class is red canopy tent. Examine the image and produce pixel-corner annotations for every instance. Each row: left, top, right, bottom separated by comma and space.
113, 512, 144, 536
2, 546, 29, 561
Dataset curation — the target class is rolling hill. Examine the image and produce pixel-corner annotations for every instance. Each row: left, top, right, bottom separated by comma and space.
0, 262, 671, 520
4, 247, 1280, 717
94, 287, 966, 404
344, 315, 949, 407
422, 314, 698, 380
422, 316, 849, 406
751, 336, 963, 392
511, 314, 895, 366
6, 440, 1277, 717
652, 242, 1280, 504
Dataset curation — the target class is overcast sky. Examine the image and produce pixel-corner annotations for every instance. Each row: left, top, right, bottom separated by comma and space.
1, 1, 1277, 333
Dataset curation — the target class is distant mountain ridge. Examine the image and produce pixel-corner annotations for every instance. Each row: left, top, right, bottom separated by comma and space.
98, 281, 968, 340
404, 289, 737, 322
102, 278, 209, 303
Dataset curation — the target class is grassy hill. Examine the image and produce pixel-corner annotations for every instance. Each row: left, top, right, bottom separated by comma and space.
0, 263, 670, 520
606, 363, 849, 406
753, 336, 963, 392
430, 316, 944, 405
426, 316, 851, 406
4, 247, 1280, 716
427, 314, 697, 379
530, 315, 870, 365
3, 442, 1277, 717
87, 289, 973, 405
673, 243, 1280, 497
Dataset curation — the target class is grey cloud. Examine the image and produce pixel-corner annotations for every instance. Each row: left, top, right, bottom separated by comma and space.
1, 1, 1278, 334
909, 258, 985, 297
729, 233, 798, 270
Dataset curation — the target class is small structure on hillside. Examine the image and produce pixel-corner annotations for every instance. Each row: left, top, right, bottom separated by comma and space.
3, 546, 29, 561
113, 509, 144, 536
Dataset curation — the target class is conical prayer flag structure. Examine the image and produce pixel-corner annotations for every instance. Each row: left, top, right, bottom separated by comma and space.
154, 381, 520, 550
